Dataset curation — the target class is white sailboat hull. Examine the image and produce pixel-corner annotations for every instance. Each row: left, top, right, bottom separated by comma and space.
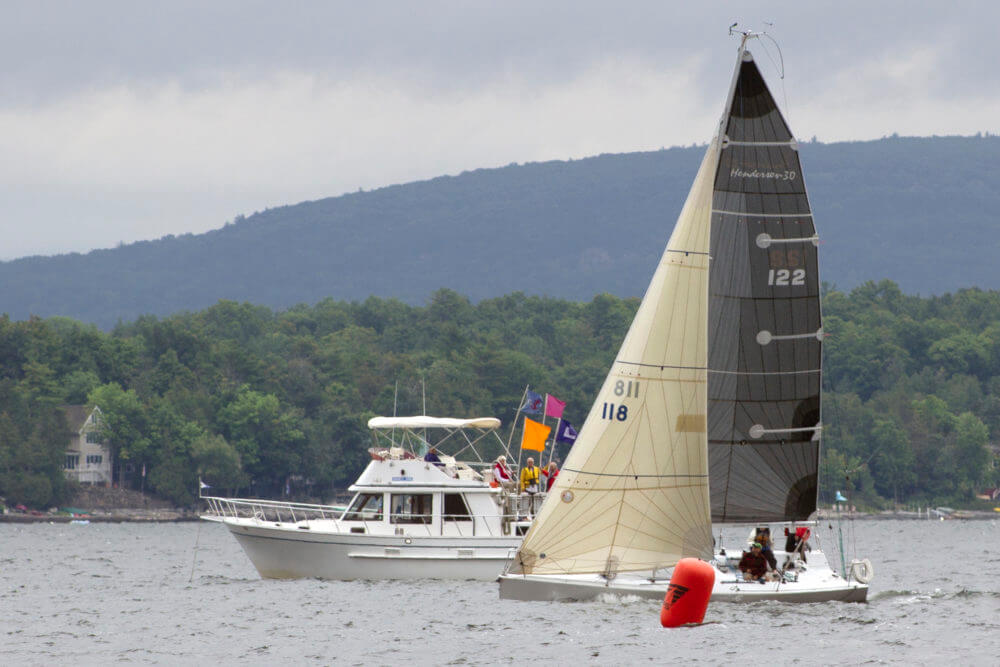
498, 550, 868, 603
216, 517, 521, 580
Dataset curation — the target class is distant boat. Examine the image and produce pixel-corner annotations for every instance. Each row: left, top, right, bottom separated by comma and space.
203, 415, 539, 580
499, 31, 871, 603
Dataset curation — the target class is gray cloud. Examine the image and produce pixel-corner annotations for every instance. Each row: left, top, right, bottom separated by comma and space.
0, 2, 996, 259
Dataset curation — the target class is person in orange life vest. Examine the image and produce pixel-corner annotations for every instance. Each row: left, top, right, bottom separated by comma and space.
542, 461, 559, 491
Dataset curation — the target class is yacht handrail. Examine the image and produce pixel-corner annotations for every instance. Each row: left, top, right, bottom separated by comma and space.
202, 496, 347, 522
204, 491, 544, 537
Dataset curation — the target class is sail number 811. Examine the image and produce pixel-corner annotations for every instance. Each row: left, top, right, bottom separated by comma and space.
602, 380, 640, 421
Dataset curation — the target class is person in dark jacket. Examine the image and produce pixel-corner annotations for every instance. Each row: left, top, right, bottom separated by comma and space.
423, 448, 443, 466
755, 527, 778, 570
784, 527, 812, 565
738, 542, 770, 582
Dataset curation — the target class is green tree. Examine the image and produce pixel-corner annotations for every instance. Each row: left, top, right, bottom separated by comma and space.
191, 433, 246, 492
88, 383, 151, 482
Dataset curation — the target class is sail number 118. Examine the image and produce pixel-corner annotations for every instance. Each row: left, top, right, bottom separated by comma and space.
602, 379, 640, 421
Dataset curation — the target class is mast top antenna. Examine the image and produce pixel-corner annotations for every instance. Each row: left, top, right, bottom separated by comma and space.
728, 23, 767, 50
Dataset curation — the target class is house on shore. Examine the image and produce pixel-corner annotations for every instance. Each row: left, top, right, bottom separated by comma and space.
63, 405, 112, 485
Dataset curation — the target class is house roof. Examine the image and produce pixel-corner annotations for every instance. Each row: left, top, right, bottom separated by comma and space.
62, 405, 96, 432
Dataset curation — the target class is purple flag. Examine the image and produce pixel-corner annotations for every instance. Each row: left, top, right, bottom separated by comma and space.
556, 420, 578, 444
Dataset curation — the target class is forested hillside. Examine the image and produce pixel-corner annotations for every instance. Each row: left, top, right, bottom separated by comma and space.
1, 281, 997, 511
1, 135, 997, 329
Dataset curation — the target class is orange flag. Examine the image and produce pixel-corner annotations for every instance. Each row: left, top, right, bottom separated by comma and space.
520, 417, 551, 452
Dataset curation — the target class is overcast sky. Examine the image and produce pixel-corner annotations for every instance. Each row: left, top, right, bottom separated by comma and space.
1, 1, 996, 260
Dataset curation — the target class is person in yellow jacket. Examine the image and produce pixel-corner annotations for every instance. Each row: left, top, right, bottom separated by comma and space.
519, 457, 542, 517
519, 457, 541, 493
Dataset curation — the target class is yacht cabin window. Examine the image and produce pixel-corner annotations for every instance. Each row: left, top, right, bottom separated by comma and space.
343, 493, 384, 521
390, 494, 432, 524
443, 493, 471, 521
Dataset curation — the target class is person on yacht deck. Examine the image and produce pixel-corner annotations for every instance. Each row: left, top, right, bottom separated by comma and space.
784, 526, 812, 566
755, 526, 778, 570
542, 461, 559, 491
519, 458, 540, 493
738, 542, 771, 582
424, 448, 444, 466
493, 456, 514, 490
519, 457, 541, 516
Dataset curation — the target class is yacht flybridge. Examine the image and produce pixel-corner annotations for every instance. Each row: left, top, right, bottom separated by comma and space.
203, 416, 539, 580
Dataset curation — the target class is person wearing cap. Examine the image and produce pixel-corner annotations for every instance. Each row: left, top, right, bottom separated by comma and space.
738, 541, 771, 582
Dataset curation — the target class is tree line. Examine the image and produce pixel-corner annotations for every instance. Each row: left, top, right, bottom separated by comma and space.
0, 280, 997, 510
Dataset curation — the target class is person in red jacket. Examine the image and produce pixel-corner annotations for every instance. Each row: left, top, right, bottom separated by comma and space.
542, 461, 559, 491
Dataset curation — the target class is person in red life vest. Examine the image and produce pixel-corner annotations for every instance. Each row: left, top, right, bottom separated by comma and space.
542, 461, 559, 491
738, 541, 771, 582
492, 456, 514, 490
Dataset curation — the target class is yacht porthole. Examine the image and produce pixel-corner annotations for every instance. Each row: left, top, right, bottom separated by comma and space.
561, 491, 574, 503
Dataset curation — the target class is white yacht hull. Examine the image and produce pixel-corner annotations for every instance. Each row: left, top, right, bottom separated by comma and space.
498, 572, 867, 603
498, 550, 868, 603
217, 518, 521, 580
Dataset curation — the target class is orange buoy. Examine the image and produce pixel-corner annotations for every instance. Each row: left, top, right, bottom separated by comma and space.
659, 558, 715, 627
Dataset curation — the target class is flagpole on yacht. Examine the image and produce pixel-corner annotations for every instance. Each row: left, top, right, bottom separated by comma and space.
541, 393, 551, 465
508, 385, 530, 476
545, 416, 561, 471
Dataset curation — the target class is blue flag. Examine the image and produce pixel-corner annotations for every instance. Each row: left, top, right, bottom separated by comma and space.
520, 391, 543, 414
556, 420, 578, 444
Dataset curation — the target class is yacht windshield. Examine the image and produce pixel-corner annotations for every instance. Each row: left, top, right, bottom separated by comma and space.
343, 493, 384, 521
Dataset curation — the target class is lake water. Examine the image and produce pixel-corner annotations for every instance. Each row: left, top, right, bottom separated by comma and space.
1, 518, 997, 665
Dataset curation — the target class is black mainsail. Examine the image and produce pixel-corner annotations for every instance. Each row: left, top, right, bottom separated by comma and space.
707, 51, 822, 523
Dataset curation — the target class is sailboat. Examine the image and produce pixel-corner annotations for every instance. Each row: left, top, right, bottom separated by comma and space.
498, 32, 871, 603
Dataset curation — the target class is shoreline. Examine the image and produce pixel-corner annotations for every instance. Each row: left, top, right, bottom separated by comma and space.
0, 510, 199, 524
816, 508, 999, 521
2, 508, 996, 524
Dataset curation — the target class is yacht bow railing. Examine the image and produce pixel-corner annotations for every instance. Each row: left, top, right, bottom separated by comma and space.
202, 496, 346, 523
